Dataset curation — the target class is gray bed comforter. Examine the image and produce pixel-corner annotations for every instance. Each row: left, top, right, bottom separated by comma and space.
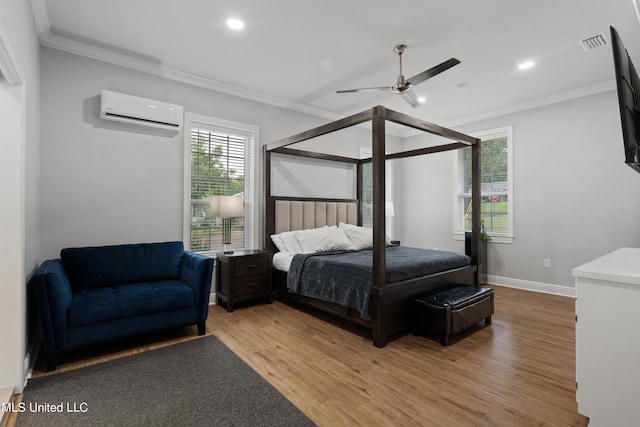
287, 246, 471, 320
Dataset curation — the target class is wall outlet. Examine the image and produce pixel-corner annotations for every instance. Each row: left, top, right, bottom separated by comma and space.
544, 258, 551, 268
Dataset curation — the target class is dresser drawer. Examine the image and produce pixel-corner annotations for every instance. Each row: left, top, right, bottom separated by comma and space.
234, 256, 269, 277
234, 275, 269, 297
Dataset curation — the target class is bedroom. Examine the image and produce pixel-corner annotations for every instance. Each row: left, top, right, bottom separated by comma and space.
1, 0, 640, 425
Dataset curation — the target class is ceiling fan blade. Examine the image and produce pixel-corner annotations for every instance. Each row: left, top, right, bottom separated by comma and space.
400, 90, 420, 108
336, 86, 392, 94
407, 58, 461, 86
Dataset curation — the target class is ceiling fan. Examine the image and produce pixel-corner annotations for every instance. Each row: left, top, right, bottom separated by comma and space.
336, 45, 460, 108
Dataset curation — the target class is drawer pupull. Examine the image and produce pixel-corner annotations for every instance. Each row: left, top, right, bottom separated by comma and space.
247, 283, 256, 287
246, 264, 257, 269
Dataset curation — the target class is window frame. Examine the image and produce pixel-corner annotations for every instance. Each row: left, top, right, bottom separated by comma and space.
453, 125, 514, 244
359, 146, 394, 237
183, 113, 259, 256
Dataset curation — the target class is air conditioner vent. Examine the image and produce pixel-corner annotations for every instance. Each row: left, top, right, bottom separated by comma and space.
99, 90, 183, 131
580, 33, 608, 52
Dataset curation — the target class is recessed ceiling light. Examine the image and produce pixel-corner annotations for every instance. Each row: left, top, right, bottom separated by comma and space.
518, 61, 535, 70
226, 18, 245, 30
457, 81, 470, 88
417, 96, 427, 104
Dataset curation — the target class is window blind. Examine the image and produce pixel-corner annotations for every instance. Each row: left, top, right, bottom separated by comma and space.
189, 127, 251, 252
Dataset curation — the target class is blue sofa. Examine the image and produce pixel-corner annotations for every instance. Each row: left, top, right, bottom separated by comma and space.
30, 241, 213, 370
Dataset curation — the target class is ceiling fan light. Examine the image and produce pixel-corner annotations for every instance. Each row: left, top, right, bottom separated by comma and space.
417, 96, 426, 104
518, 60, 535, 70
226, 18, 245, 30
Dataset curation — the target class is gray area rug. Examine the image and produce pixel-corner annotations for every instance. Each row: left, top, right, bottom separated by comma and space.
17, 335, 315, 426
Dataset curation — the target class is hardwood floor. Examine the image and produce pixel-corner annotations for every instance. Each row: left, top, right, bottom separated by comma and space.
211, 285, 587, 427
11, 285, 588, 427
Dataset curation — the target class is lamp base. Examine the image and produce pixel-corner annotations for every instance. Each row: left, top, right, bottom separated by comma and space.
221, 219, 234, 254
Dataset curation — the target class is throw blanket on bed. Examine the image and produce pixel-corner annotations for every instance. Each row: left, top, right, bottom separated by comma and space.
287, 246, 471, 321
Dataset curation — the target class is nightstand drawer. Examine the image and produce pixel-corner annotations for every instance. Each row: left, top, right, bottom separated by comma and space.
234, 275, 269, 296
235, 256, 269, 277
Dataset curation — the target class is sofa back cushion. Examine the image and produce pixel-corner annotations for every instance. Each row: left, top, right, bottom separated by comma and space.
61, 241, 184, 292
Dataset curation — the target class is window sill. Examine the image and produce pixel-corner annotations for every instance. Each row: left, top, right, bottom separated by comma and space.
194, 250, 219, 258
453, 232, 513, 244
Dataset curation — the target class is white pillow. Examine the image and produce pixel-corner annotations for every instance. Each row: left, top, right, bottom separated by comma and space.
339, 222, 373, 250
281, 230, 306, 254
296, 226, 354, 253
270, 229, 307, 255
270, 233, 288, 253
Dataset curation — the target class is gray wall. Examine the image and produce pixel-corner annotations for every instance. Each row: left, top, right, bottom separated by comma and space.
401, 90, 640, 290
41, 43, 634, 293
40, 47, 400, 260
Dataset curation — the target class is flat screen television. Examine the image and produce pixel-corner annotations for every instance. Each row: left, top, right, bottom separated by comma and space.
611, 26, 640, 173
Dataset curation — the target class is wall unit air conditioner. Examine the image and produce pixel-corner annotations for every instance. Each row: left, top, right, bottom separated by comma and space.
100, 90, 184, 131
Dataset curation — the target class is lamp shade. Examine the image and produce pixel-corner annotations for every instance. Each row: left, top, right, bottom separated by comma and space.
210, 195, 244, 218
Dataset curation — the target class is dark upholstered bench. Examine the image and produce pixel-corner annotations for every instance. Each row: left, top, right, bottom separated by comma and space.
410, 285, 494, 345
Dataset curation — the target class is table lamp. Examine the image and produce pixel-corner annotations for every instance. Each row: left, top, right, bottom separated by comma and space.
210, 195, 244, 254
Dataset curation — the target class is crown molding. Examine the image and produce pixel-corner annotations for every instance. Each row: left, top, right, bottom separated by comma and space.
41, 33, 412, 138
30, 0, 50, 45
31, 0, 606, 141
29, 0, 348, 122
28, 0, 417, 137
43, 31, 347, 119
399, 80, 616, 138
442, 80, 615, 128
0, 23, 22, 85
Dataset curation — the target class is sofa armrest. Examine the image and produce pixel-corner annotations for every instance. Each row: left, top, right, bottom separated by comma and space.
30, 259, 73, 352
180, 251, 214, 320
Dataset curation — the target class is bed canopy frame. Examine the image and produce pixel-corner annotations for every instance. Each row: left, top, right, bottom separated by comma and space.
264, 105, 481, 346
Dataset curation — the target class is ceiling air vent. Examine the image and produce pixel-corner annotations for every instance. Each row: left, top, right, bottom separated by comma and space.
580, 33, 608, 52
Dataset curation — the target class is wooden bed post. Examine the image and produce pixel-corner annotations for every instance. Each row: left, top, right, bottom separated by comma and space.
356, 162, 363, 226
371, 106, 387, 347
264, 146, 273, 252
471, 139, 481, 286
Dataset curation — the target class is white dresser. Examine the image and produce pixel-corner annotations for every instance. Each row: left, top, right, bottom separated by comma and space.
572, 248, 640, 427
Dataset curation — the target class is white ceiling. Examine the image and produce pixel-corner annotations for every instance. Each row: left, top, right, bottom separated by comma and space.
31, 0, 640, 127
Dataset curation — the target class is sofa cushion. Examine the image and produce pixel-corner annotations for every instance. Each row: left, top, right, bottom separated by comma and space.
67, 280, 194, 326
61, 241, 184, 291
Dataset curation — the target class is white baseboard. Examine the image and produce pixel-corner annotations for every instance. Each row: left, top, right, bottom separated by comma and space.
485, 274, 576, 298
209, 291, 217, 305
21, 334, 41, 392
1, 386, 14, 425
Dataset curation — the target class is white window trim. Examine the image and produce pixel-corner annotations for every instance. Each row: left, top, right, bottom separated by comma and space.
452, 126, 514, 244
183, 112, 260, 257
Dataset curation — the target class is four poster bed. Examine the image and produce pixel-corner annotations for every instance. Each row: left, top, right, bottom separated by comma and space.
264, 106, 481, 347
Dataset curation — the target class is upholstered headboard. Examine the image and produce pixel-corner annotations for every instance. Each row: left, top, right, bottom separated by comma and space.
266, 197, 359, 252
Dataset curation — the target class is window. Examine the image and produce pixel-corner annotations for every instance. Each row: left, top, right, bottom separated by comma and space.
184, 114, 257, 254
454, 126, 513, 243
359, 147, 394, 235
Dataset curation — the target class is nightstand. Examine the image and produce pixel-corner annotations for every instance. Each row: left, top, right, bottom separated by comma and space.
216, 249, 272, 312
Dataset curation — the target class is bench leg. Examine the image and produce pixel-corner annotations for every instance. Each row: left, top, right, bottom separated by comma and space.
485, 315, 492, 325
440, 336, 449, 346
